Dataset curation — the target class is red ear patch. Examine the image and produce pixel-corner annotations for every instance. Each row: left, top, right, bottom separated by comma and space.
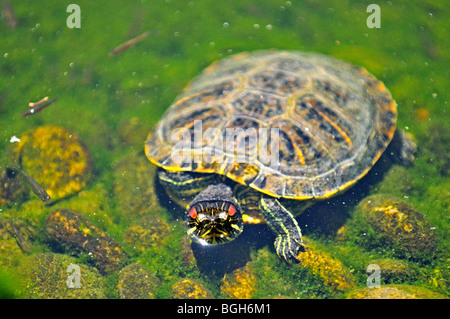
189, 207, 197, 219
228, 205, 236, 216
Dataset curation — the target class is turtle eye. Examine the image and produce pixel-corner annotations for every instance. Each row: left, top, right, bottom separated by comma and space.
228, 205, 236, 216
188, 207, 197, 219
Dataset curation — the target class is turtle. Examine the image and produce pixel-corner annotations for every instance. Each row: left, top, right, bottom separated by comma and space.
145, 50, 416, 263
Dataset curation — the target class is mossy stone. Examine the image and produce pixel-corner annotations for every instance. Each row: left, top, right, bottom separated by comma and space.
171, 279, 213, 299
180, 235, 196, 268
357, 195, 437, 260
345, 285, 447, 299
0, 217, 25, 269
15, 126, 93, 201
16, 253, 105, 299
367, 259, 414, 284
45, 209, 127, 275
0, 166, 28, 207
296, 238, 356, 293
117, 117, 152, 151
113, 153, 163, 223
221, 262, 257, 299
117, 263, 160, 299
123, 215, 171, 254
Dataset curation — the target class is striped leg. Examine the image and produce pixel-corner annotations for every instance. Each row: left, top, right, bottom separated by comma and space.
259, 195, 306, 263
157, 169, 221, 206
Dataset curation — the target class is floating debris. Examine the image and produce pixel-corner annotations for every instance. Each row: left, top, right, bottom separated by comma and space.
9, 135, 20, 143
109, 30, 157, 57
28, 96, 48, 108
7, 166, 51, 202
1, 0, 17, 29
21, 97, 57, 117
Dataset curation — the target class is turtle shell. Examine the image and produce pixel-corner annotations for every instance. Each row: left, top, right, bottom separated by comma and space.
146, 50, 397, 200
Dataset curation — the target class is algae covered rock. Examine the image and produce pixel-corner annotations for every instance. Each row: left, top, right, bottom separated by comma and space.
0, 216, 36, 255
15, 125, 93, 201
180, 235, 196, 268
117, 263, 160, 299
16, 252, 105, 299
345, 285, 447, 299
296, 238, 356, 293
221, 262, 257, 299
353, 195, 437, 260
123, 215, 171, 254
0, 199, 50, 268
0, 217, 26, 269
0, 166, 28, 207
44, 209, 126, 275
117, 117, 151, 150
113, 153, 163, 223
171, 278, 213, 299
367, 259, 414, 284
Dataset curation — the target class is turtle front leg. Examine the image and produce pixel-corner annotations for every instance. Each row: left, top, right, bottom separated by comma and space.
259, 195, 306, 263
387, 129, 417, 166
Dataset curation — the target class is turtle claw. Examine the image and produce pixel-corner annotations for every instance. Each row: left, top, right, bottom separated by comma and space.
274, 235, 307, 264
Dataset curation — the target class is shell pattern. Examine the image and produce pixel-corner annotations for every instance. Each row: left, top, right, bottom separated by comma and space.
146, 50, 397, 200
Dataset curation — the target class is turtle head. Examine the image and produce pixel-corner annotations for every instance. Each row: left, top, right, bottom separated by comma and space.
185, 183, 244, 245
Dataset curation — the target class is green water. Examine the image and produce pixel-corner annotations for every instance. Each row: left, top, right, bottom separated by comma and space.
0, 0, 448, 299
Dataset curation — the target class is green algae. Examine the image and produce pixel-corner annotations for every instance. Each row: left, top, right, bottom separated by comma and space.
345, 194, 438, 261
112, 152, 165, 225
345, 284, 447, 299
0, 0, 448, 299
0, 166, 29, 207
171, 278, 213, 299
15, 252, 106, 299
44, 209, 127, 275
117, 263, 160, 299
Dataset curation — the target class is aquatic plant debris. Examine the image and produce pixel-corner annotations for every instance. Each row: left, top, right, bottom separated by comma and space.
9, 136, 20, 143
109, 30, 159, 57
7, 166, 51, 202
1, 0, 17, 29
28, 96, 48, 108
20, 97, 58, 117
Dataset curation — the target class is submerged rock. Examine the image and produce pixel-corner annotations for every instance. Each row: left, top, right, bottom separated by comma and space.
0, 166, 28, 207
15, 125, 93, 201
0, 217, 36, 254
0, 199, 49, 268
356, 195, 437, 260
171, 279, 213, 299
367, 259, 414, 284
16, 252, 105, 299
113, 153, 164, 223
117, 117, 151, 151
180, 235, 196, 268
44, 209, 126, 275
345, 285, 447, 299
296, 238, 356, 293
0, 217, 25, 269
117, 263, 160, 299
123, 215, 171, 254
221, 262, 257, 299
